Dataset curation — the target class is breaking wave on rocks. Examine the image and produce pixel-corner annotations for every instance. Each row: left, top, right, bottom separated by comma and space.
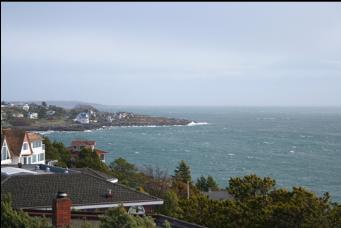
187, 121, 209, 126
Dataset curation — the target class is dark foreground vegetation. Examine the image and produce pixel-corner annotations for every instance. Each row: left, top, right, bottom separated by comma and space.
2, 136, 341, 228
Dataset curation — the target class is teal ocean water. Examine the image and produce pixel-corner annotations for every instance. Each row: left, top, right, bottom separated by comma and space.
44, 107, 341, 202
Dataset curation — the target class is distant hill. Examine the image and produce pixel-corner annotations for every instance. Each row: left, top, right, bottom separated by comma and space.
7, 100, 113, 110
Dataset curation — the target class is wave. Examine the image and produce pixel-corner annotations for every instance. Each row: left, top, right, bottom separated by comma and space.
187, 121, 208, 126
36, 130, 55, 135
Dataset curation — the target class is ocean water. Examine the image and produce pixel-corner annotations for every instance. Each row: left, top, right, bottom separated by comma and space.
44, 107, 341, 202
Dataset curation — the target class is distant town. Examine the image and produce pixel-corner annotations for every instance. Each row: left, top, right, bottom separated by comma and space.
1, 101, 192, 131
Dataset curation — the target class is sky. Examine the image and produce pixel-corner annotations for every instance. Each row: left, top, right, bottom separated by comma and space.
1, 2, 341, 106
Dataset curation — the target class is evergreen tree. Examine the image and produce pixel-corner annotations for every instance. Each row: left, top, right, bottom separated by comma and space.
173, 160, 191, 183
195, 176, 208, 191
207, 175, 219, 191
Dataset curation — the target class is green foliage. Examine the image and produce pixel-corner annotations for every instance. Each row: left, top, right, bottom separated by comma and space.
43, 137, 71, 167
159, 190, 182, 217
196, 175, 219, 192
100, 206, 156, 228
178, 175, 341, 228
75, 148, 110, 173
110, 157, 147, 188
227, 174, 276, 200
173, 160, 191, 183
162, 220, 172, 228
1, 194, 51, 228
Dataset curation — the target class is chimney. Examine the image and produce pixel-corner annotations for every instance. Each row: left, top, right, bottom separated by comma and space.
52, 192, 72, 228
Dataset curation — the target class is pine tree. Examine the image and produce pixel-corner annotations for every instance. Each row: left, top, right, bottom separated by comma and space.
173, 160, 191, 183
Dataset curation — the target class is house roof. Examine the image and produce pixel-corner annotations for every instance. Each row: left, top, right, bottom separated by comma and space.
1, 129, 43, 157
1, 129, 26, 157
94, 149, 108, 154
71, 167, 113, 181
71, 140, 96, 146
26, 132, 43, 142
202, 191, 233, 201
1, 171, 163, 209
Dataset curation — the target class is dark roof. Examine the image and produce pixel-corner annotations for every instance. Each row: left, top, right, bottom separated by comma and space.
71, 140, 96, 146
202, 191, 233, 201
1, 172, 162, 209
71, 168, 113, 180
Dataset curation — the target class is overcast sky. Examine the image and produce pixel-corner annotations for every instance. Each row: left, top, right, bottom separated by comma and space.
1, 3, 341, 106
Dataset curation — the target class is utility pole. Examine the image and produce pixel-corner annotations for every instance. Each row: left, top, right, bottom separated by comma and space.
187, 180, 190, 200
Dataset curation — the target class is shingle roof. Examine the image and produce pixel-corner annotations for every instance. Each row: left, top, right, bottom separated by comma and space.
26, 132, 43, 142
1, 172, 162, 209
1, 129, 26, 156
71, 140, 96, 146
71, 168, 113, 180
1, 129, 43, 157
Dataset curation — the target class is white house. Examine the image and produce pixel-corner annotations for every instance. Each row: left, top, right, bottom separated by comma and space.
22, 104, 30, 111
74, 112, 90, 124
12, 113, 24, 118
1, 129, 45, 165
28, 112, 38, 119
46, 110, 56, 116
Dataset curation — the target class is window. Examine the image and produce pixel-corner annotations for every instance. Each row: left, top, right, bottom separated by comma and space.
32, 141, 42, 148
32, 154, 37, 163
23, 143, 28, 150
23, 156, 32, 164
1, 146, 10, 161
38, 153, 45, 161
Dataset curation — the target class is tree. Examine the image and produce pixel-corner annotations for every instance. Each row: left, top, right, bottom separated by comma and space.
207, 175, 219, 191
109, 158, 148, 188
41, 101, 47, 108
1, 194, 50, 228
159, 190, 182, 217
100, 206, 156, 228
43, 137, 71, 167
227, 174, 276, 201
173, 160, 191, 183
76, 148, 109, 173
196, 175, 219, 192
196, 176, 208, 192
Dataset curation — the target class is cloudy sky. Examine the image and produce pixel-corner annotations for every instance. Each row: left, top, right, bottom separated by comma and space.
1, 3, 341, 106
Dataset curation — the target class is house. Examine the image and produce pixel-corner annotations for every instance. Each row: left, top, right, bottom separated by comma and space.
1, 164, 163, 212
1, 164, 206, 228
1, 129, 45, 165
74, 112, 89, 124
68, 140, 108, 162
202, 190, 233, 201
22, 104, 30, 111
27, 112, 38, 119
46, 110, 56, 116
12, 113, 24, 118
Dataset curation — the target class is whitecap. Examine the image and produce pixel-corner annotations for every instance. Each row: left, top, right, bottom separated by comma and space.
228, 153, 235, 156
289, 150, 295, 153
84, 130, 92, 132
187, 121, 208, 126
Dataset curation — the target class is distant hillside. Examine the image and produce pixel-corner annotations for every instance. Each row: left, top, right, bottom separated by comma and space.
8, 100, 112, 110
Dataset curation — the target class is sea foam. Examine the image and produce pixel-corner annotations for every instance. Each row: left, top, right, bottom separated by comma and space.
187, 121, 208, 126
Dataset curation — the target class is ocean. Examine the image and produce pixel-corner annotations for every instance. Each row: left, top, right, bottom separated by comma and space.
43, 107, 341, 202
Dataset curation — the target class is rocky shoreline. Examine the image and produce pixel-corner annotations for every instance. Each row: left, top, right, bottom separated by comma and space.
13, 116, 193, 132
